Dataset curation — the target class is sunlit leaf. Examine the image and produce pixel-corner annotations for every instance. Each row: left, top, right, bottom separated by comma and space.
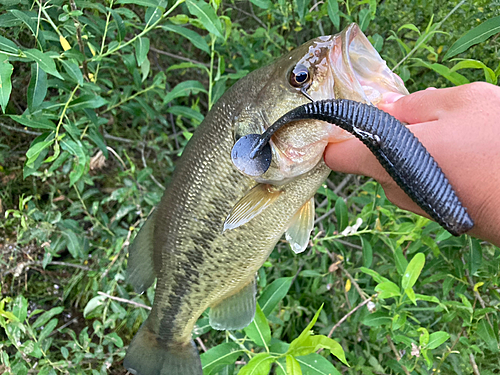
238, 352, 274, 375
401, 253, 425, 290
244, 303, 271, 347
186, 0, 224, 39
201, 342, 242, 375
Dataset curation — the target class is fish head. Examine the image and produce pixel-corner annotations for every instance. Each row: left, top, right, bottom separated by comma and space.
232, 23, 408, 184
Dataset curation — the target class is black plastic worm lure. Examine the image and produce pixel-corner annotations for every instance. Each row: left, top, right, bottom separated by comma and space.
231, 99, 474, 236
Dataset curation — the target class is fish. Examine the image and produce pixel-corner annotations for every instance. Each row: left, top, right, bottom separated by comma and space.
124, 23, 411, 375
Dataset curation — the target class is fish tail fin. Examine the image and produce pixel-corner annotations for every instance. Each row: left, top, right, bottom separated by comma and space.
124, 320, 202, 375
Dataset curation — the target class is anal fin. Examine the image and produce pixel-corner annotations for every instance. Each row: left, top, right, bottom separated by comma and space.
209, 278, 256, 330
285, 198, 315, 254
223, 184, 281, 232
128, 211, 157, 294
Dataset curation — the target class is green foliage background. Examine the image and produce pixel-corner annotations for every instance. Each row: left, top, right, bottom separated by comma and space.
1, 0, 499, 374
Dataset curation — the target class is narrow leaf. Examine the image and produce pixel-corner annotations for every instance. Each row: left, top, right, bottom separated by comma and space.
0, 60, 13, 113
444, 16, 500, 60
201, 342, 242, 375
426, 331, 450, 349
10, 115, 56, 130
161, 24, 210, 53
33, 307, 64, 329
327, 0, 340, 30
335, 198, 348, 232
401, 253, 425, 290
258, 277, 293, 316
362, 311, 391, 327
286, 355, 302, 375
61, 60, 83, 85
23, 49, 63, 79
163, 80, 207, 105
244, 303, 271, 347
238, 353, 274, 375
27, 63, 47, 112
361, 237, 372, 268
186, 0, 224, 39
250, 0, 271, 9
135, 37, 150, 66
0, 35, 19, 54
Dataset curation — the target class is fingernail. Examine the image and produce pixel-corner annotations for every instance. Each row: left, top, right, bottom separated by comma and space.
381, 92, 405, 104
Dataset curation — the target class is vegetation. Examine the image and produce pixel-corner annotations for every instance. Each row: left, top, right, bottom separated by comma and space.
1, 0, 499, 374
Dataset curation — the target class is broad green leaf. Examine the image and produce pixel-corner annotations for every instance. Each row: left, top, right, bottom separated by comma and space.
398, 23, 420, 34
161, 24, 210, 53
477, 319, 498, 353
23, 49, 63, 79
289, 305, 323, 352
401, 253, 425, 290
83, 295, 106, 317
374, 281, 401, 299
238, 352, 274, 375
201, 342, 242, 375
296, 353, 341, 375
0, 35, 19, 54
163, 80, 207, 105
167, 105, 204, 123
186, 0, 224, 40
61, 59, 83, 86
250, 0, 270, 9
327, 0, 339, 30
135, 37, 150, 66
26, 139, 54, 166
361, 237, 372, 268
12, 295, 28, 322
21, 341, 42, 358
335, 198, 348, 232
244, 303, 271, 348
32, 307, 64, 329
27, 63, 47, 112
258, 277, 293, 316
104, 332, 124, 348
427, 331, 450, 349
418, 328, 429, 347
358, 267, 391, 284
38, 318, 58, 342
286, 355, 302, 375
361, 311, 391, 327
10, 115, 56, 130
444, 16, 500, 60
291, 336, 348, 366
0, 60, 13, 113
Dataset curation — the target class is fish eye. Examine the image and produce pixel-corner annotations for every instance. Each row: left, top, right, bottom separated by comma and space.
289, 64, 310, 88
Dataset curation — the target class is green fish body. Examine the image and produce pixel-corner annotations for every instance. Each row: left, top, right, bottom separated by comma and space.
124, 24, 408, 375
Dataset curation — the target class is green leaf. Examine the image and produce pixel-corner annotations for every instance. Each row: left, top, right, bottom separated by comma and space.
27, 63, 47, 112
12, 295, 28, 322
443, 15, 500, 60
167, 105, 204, 123
335, 198, 348, 232
450, 59, 497, 85
296, 353, 341, 375
250, 0, 270, 9
358, 8, 371, 32
83, 295, 106, 317
358, 267, 391, 284
104, 332, 124, 348
26, 138, 54, 166
327, 0, 339, 30
412, 59, 469, 86
10, 115, 56, 130
186, 0, 224, 40
467, 237, 482, 275
244, 303, 271, 347
23, 49, 63, 80
374, 281, 401, 299
295, 336, 348, 366
61, 59, 83, 86
21, 341, 42, 358
32, 307, 64, 329
401, 253, 425, 290
69, 94, 108, 111
0, 60, 13, 113
286, 355, 302, 375
289, 305, 323, 353
362, 311, 391, 327
116, 0, 165, 6
161, 23, 210, 53
258, 277, 293, 316
10, 10, 45, 48
405, 287, 416, 304
295, 0, 308, 22
238, 352, 274, 375
201, 342, 242, 375
426, 331, 450, 349
0, 35, 19, 54
63, 230, 82, 258
163, 80, 207, 105
38, 318, 58, 342
361, 237, 372, 268
394, 248, 408, 276
61, 139, 88, 186
477, 319, 498, 353
109, 9, 126, 42
135, 37, 150, 66
398, 23, 421, 34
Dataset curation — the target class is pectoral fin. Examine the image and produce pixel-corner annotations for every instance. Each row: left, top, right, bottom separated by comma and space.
285, 198, 315, 254
223, 184, 281, 232
128, 211, 157, 294
209, 278, 256, 330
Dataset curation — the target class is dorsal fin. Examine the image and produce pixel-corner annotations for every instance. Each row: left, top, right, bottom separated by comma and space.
223, 184, 281, 232
285, 198, 315, 254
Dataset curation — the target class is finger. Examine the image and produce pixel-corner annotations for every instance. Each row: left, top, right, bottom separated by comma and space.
378, 85, 472, 124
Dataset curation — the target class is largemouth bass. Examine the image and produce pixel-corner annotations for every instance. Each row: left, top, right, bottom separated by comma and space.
124, 24, 409, 375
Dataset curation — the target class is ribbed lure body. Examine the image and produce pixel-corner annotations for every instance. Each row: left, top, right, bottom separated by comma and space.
269, 99, 474, 235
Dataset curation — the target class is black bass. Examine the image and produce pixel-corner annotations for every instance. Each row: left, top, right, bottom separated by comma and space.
125, 24, 410, 375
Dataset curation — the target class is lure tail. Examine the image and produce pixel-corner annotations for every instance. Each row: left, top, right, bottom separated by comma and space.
124, 319, 202, 375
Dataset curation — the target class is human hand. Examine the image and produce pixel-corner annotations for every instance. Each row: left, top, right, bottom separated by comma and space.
324, 82, 500, 246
